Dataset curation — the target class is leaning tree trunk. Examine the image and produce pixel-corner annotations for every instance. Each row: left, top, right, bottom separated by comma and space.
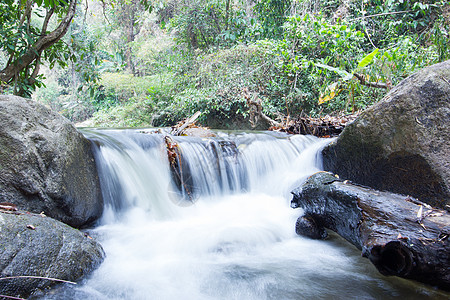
0, 0, 77, 85
291, 172, 450, 291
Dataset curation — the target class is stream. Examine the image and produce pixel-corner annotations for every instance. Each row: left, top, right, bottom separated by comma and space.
41, 129, 446, 299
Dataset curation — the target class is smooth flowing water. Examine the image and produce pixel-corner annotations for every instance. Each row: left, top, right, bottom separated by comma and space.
42, 129, 446, 299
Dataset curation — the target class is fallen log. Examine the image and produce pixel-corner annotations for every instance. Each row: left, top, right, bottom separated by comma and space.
291, 172, 450, 291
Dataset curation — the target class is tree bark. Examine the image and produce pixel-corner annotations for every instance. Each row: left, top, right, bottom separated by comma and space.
0, 0, 77, 85
246, 92, 280, 128
291, 171, 450, 291
353, 72, 389, 89
123, 0, 137, 75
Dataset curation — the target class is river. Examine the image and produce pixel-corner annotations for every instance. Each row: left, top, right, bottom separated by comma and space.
40, 129, 446, 299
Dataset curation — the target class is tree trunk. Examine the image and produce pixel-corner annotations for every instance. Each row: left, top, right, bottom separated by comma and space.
291, 171, 450, 291
124, 1, 137, 75
0, 0, 77, 85
225, 0, 231, 30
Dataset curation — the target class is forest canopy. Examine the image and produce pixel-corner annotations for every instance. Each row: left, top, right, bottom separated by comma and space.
1, 0, 449, 128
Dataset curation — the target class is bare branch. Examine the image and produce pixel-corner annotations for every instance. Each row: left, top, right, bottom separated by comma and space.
18, 0, 33, 28
84, 0, 89, 24
31, 56, 41, 80
353, 73, 388, 89
0, 275, 77, 285
0, 294, 25, 300
246, 92, 281, 128
350, 10, 412, 21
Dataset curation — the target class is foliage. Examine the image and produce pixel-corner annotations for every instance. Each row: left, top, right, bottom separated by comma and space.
89, 44, 278, 128
0, 0, 80, 96
347, 0, 448, 47
254, 0, 291, 39
26, 0, 450, 128
270, 13, 367, 115
167, 0, 260, 49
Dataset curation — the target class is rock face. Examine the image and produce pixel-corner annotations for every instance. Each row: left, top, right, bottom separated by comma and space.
322, 60, 450, 210
0, 211, 104, 299
0, 95, 103, 227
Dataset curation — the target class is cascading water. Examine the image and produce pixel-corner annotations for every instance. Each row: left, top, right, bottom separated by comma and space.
42, 129, 443, 299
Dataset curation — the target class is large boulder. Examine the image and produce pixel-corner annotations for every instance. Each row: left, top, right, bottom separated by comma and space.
322, 60, 450, 210
0, 95, 103, 227
0, 211, 104, 299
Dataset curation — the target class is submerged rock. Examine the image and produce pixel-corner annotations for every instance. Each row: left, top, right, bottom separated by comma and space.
0, 95, 103, 227
322, 60, 450, 210
0, 211, 104, 299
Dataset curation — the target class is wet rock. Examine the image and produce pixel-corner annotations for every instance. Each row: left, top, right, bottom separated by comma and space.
291, 171, 450, 290
0, 211, 104, 299
0, 95, 103, 227
322, 60, 450, 210
295, 214, 328, 239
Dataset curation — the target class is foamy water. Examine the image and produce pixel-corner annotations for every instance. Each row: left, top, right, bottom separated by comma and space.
40, 130, 445, 299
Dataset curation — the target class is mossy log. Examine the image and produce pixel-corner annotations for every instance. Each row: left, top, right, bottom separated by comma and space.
291, 172, 450, 291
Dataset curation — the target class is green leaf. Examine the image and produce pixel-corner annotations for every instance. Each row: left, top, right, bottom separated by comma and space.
357, 48, 379, 69
315, 63, 351, 79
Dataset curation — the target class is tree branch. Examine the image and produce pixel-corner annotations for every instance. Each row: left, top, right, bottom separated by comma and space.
353, 73, 388, 89
18, 0, 33, 28
0, 0, 77, 85
350, 10, 412, 21
41, 7, 56, 34
7, 1, 33, 67
246, 92, 281, 128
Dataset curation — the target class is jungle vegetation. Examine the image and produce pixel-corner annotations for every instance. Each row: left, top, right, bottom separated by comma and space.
1, 0, 449, 128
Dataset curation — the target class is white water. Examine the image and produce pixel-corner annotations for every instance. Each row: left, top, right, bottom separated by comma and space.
43, 129, 443, 299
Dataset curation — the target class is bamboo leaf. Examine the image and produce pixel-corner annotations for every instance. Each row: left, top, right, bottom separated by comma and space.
357, 48, 379, 69
315, 63, 352, 80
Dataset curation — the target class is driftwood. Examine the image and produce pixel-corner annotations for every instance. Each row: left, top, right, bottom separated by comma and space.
271, 114, 357, 137
242, 88, 357, 136
164, 136, 195, 202
291, 172, 450, 291
171, 111, 202, 136
170, 111, 216, 137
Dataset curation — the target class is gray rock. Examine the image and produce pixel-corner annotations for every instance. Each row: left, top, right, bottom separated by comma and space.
0, 95, 103, 227
0, 211, 104, 299
295, 214, 328, 240
322, 60, 450, 209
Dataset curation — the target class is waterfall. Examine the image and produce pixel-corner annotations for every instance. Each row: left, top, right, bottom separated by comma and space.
82, 129, 328, 221
41, 129, 437, 299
